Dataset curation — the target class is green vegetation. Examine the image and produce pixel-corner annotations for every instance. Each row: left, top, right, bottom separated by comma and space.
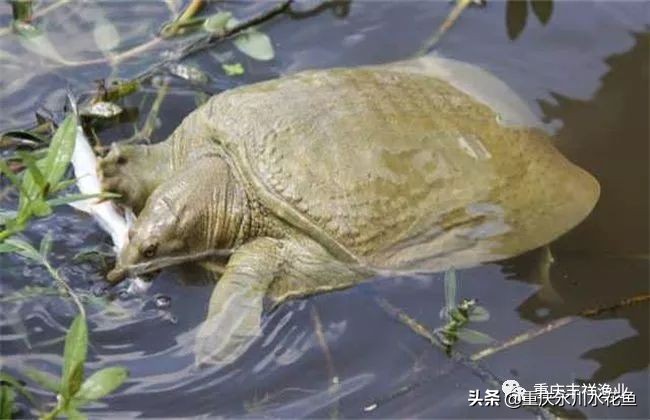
436, 269, 494, 354
0, 114, 115, 242
0, 316, 128, 420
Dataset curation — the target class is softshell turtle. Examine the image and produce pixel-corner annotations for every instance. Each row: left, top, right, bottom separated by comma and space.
100, 57, 599, 365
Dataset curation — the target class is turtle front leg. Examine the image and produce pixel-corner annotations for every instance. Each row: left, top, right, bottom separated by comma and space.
99, 142, 173, 213
195, 237, 364, 367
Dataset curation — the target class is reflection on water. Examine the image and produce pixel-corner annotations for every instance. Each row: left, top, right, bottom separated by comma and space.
0, 1, 648, 418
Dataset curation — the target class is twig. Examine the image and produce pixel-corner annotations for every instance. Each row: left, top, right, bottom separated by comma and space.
417, 0, 484, 55
121, 80, 170, 145
178, 0, 293, 58
310, 304, 340, 418
43, 258, 86, 318
161, 0, 206, 38
471, 293, 650, 361
99, 0, 295, 84
310, 304, 338, 382
63, 0, 292, 70
374, 297, 555, 419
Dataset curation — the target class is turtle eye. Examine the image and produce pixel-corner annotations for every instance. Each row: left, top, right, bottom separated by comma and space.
142, 243, 157, 258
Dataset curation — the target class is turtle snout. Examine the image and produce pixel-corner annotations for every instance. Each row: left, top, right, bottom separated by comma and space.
106, 242, 141, 285
106, 265, 128, 285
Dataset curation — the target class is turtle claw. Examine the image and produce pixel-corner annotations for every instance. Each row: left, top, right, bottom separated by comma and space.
194, 292, 263, 367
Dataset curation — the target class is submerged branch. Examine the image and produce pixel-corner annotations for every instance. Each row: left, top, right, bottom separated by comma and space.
417, 0, 484, 55
310, 304, 340, 418
310, 304, 338, 382
39, 256, 86, 318
374, 297, 556, 419
471, 293, 650, 361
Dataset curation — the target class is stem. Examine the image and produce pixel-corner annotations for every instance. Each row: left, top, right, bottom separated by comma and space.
310, 304, 340, 418
124, 80, 170, 144
41, 402, 62, 420
179, 0, 293, 58
178, 0, 205, 22
375, 297, 556, 419
43, 258, 86, 318
10, 0, 34, 24
161, 0, 206, 38
417, 0, 473, 55
0, 0, 70, 36
471, 293, 650, 361
42, 0, 293, 69
310, 304, 337, 382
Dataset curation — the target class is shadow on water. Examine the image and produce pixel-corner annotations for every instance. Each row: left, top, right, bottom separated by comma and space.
496, 31, 649, 417
507, 32, 649, 381
0, 1, 648, 419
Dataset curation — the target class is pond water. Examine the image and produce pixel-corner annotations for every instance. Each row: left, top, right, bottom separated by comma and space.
0, 1, 648, 418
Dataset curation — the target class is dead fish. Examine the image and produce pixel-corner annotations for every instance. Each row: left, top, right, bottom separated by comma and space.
66, 92, 150, 294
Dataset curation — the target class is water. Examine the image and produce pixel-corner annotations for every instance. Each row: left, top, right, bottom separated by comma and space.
1, 1, 648, 418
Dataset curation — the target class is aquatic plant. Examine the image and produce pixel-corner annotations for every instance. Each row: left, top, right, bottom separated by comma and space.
436, 269, 494, 353
0, 315, 128, 420
0, 114, 115, 242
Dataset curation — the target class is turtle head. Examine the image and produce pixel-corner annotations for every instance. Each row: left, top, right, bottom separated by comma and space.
107, 188, 188, 284
106, 157, 244, 285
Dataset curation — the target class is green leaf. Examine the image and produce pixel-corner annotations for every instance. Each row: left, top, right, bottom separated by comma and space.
40, 232, 53, 257
75, 367, 128, 402
14, 22, 68, 64
43, 114, 77, 188
468, 305, 490, 322
4, 238, 40, 261
23, 368, 61, 393
531, 0, 553, 25
222, 62, 244, 76
457, 328, 495, 345
67, 364, 85, 399
505, 0, 528, 41
233, 29, 275, 61
0, 372, 37, 406
227, 18, 274, 61
61, 316, 88, 400
0, 242, 19, 253
17, 151, 47, 191
50, 178, 76, 194
203, 11, 232, 34
0, 385, 15, 420
93, 19, 120, 53
1, 130, 49, 145
18, 113, 77, 214
30, 199, 52, 217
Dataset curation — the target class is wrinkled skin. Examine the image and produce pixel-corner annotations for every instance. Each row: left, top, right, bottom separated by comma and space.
100, 57, 599, 367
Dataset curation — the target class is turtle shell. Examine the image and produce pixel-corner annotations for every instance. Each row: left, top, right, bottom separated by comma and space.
200, 60, 599, 272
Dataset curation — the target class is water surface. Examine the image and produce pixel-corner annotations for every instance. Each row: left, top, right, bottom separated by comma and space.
0, 1, 648, 418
